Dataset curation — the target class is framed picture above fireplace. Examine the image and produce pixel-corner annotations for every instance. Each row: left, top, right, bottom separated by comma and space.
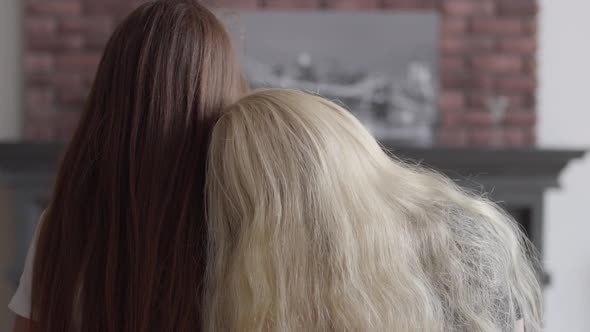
222, 10, 439, 146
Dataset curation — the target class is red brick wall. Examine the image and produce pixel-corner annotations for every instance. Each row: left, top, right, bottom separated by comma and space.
23, 0, 538, 146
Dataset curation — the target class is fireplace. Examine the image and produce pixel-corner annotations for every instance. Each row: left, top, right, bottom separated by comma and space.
0, 0, 572, 297
23, 0, 538, 147
4, 0, 575, 285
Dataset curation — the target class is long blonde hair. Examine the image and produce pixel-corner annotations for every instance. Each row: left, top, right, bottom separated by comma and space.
205, 89, 542, 331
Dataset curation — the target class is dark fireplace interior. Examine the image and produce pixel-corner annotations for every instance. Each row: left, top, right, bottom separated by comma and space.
507, 206, 532, 239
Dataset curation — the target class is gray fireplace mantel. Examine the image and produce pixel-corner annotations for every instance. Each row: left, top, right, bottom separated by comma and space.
386, 144, 586, 191
0, 142, 586, 286
388, 144, 586, 283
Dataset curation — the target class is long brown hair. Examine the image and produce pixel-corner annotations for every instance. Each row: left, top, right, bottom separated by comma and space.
31, 1, 246, 331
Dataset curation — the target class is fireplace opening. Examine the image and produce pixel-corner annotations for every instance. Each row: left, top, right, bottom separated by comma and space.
506, 206, 532, 238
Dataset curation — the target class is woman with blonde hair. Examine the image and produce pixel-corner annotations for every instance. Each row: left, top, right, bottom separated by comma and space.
205, 89, 541, 331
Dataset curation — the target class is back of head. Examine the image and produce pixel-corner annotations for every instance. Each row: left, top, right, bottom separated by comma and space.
205, 89, 542, 331
31, 1, 246, 331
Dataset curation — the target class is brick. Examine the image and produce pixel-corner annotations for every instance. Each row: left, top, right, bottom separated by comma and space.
24, 121, 57, 142
468, 128, 499, 146
24, 111, 54, 122
210, 0, 259, 8
52, 72, 84, 88
497, 76, 536, 92
29, 34, 84, 51
86, 33, 112, 51
523, 57, 536, 74
83, 69, 99, 85
25, 17, 57, 37
52, 73, 84, 90
28, 1, 82, 16
59, 16, 114, 35
498, 93, 536, 108
471, 38, 496, 51
24, 54, 54, 74
441, 18, 468, 35
382, 0, 437, 9
262, 0, 319, 8
441, 37, 495, 54
504, 111, 536, 126
55, 112, 81, 141
25, 88, 55, 115
467, 93, 488, 108
55, 128, 77, 142
506, 94, 526, 108
467, 93, 529, 109
439, 90, 465, 111
471, 55, 522, 73
499, 37, 536, 54
56, 54, 101, 71
28, 73, 52, 86
58, 88, 90, 107
442, 0, 495, 17
441, 56, 465, 72
468, 74, 495, 90
523, 18, 537, 35
441, 74, 470, 90
464, 111, 494, 126
55, 111, 80, 126
439, 129, 468, 146
440, 111, 464, 127
325, 0, 379, 9
525, 129, 536, 145
502, 128, 530, 146
84, 1, 145, 15
441, 38, 464, 53
524, 93, 536, 107
498, 0, 538, 17
417, 0, 439, 9
471, 18, 523, 35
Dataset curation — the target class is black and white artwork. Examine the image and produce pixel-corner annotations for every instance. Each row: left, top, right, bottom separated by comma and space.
222, 11, 439, 146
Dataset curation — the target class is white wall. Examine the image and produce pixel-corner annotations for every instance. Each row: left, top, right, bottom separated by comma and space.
0, 3, 21, 329
538, 0, 590, 331
0, 0, 22, 140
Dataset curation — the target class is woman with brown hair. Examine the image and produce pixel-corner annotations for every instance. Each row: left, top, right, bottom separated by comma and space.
9, 1, 246, 331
